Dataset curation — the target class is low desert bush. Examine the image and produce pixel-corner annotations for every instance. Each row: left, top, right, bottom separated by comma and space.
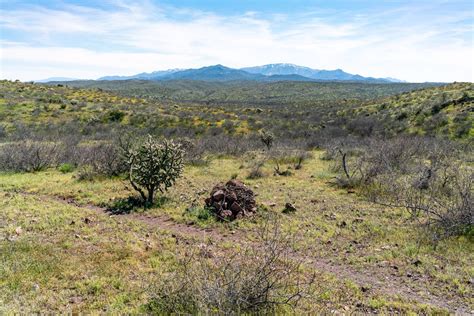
322, 136, 471, 239
77, 142, 127, 178
144, 219, 314, 314
178, 137, 209, 166
247, 161, 265, 179
368, 161, 473, 240
0, 140, 59, 172
335, 136, 473, 240
58, 163, 74, 173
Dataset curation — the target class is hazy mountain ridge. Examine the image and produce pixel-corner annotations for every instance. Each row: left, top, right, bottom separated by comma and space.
89, 64, 402, 83
98, 69, 183, 81
36, 77, 81, 83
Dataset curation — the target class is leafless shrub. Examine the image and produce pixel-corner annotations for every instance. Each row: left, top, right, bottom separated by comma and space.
247, 160, 265, 179
330, 144, 365, 188
369, 163, 472, 240
178, 137, 209, 166
76, 165, 97, 181
0, 140, 59, 172
274, 161, 292, 177
198, 134, 260, 157
293, 150, 312, 170
357, 137, 472, 239
267, 148, 311, 176
76, 142, 127, 178
145, 218, 315, 314
359, 137, 432, 183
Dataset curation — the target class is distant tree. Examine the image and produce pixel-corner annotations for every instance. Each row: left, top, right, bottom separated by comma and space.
126, 136, 184, 206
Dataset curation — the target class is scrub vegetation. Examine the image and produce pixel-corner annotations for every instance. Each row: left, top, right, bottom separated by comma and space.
0, 79, 472, 314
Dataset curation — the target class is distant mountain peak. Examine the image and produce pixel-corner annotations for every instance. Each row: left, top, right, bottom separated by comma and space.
97, 64, 403, 83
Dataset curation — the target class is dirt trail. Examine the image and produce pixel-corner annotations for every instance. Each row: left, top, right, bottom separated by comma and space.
9, 190, 470, 313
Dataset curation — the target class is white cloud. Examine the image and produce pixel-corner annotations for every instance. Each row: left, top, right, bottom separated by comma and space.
0, 1, 472, 82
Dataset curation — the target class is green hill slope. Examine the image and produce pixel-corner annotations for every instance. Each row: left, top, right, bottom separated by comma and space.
342, 82, 473, 139
0, 80, 471, 141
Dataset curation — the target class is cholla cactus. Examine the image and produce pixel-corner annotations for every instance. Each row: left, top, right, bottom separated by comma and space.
128, 135, 184, 205
259, 130, 274, 150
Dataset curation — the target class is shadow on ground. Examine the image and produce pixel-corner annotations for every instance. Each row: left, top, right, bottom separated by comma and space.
105, 196, 170, 214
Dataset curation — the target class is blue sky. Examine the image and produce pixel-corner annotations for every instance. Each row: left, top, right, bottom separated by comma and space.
1, 0, 473, 82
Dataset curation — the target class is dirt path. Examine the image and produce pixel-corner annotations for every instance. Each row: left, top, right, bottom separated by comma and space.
9, 190, 470, 313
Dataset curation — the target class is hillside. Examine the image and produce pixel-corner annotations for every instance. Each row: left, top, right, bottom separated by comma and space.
55, 80, 438, 105
1, 80, 469, 143
0, 80, 451, 144
342, 82, 474, 138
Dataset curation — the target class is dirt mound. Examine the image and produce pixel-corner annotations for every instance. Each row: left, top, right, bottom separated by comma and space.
205, 180, 257, 220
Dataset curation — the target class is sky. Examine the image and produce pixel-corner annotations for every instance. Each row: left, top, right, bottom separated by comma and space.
0, 0, 473, 82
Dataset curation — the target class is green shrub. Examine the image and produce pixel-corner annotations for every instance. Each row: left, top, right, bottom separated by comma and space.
185, 206, 213, 222
76, 165, 96, 181
58, 163, 74, 173
107, 110, 126, 122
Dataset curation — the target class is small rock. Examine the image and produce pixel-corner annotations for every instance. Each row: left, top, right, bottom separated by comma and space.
145, 241, 152, 251
69, 296, 82, 304
212, 190, 225, 201
282, 202, 297, 214
221, 209, 233, 219
15, 227, 23, 235
32, 283, 40, 291
327, 213, 337, 220
230, 202, 243, 214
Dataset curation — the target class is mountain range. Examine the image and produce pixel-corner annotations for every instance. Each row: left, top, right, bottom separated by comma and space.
39, 64, 405, 83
